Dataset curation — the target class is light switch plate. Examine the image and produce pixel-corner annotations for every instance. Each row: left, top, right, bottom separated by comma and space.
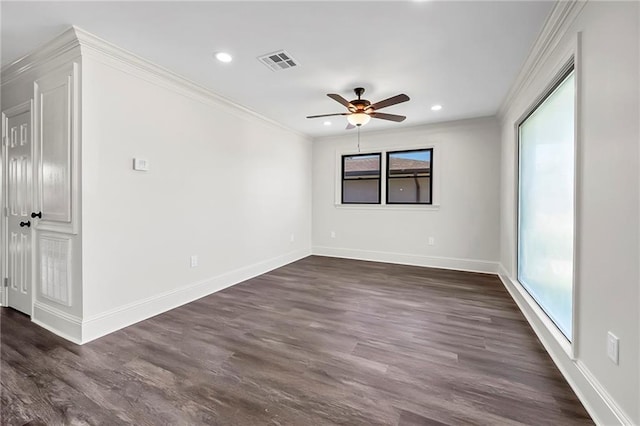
133, 158, 149, 171
607, 332, 619, 365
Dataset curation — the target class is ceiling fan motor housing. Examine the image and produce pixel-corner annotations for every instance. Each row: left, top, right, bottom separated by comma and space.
350, 100, 371, 112
351, 87, 371, 111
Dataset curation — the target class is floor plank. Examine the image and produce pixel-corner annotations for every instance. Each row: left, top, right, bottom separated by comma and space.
1, 256, 592, 425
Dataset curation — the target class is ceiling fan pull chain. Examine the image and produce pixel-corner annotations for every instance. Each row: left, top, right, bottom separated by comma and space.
357, 127, 361, 153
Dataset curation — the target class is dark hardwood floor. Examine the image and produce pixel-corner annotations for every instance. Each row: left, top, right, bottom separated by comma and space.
1, 256, 592, 425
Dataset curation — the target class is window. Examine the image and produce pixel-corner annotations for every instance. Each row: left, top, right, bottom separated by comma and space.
342, 153, 381, 204
338, 148, 435, 206
518, 65, 575, 340
386, 149, 433, 204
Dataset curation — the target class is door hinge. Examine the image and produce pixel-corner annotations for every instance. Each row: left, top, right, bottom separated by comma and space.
3, 207, 8, 217
3, 278, 8, 288
1, 135, 7, 147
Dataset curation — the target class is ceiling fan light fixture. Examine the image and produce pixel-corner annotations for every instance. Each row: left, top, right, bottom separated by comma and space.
347, 112, 371, 126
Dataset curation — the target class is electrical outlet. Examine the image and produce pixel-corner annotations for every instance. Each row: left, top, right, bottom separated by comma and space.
133, 158, 149, 171
331, 231, 336, 239
190, 255, 198, 268
428, 236, 435, 246
607, 332, 619, 365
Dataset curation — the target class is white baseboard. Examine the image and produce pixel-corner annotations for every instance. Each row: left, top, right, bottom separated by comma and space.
79, 248, 311, 344
32, 302, 83, 344
497, 264, 632, 426
312, 246, 499, 274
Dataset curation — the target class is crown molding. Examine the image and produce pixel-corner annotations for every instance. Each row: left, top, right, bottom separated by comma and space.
497, 0, 587, 119
2, 25, 309, 140
1, 27, 81, 86
71, 26, 308, 140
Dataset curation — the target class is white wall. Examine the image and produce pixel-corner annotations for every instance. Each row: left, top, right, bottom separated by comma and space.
499, 2, 639, 424
79, 52, 312, 341
312, 117, 501, 273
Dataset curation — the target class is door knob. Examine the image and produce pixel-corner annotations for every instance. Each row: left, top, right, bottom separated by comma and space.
31, 211, 42, 219
19, 221, 31, 228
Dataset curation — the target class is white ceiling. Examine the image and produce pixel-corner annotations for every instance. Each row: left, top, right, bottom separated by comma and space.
1, 1, 553, 137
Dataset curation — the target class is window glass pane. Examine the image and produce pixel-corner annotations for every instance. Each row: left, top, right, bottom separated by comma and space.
343, 154, 380, 179
342, 154, 380, 204
518, 70, 575, 339
387, 149, 432, 204
343, 180, 380, 203
388, 177, 431, 203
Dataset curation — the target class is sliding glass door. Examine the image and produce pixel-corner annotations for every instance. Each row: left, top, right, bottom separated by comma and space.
518, 66, 575, 340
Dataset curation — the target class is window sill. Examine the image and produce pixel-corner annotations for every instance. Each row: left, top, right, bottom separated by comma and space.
334, 204, 441, 211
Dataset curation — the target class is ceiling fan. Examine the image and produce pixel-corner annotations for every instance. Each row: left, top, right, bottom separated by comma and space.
306, 87, 410, 129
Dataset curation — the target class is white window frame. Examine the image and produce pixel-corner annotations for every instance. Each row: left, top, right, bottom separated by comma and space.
511, 38, 581, 359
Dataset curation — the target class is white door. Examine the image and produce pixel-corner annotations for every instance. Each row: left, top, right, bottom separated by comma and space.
4, 106, 33, 315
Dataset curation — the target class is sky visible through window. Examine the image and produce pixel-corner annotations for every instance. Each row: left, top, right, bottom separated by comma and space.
390, 151, 431, 162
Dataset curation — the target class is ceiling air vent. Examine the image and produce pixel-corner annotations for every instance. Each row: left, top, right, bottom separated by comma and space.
258, 50, 299, 71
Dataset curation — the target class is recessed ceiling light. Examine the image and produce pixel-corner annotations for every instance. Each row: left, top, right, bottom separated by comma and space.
323, 121, 332, 126
431, 104, 442, 111
214, 52, 233, 63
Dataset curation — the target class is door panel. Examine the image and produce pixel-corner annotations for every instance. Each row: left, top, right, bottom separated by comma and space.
5, 108, 33, 315
35, 64, 77, 234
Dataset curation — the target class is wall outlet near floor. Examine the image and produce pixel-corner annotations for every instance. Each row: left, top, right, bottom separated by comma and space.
190, 255, 198, 268
606, 332, 619, 365
330, 231, 336, 239
428, 236, 435, 246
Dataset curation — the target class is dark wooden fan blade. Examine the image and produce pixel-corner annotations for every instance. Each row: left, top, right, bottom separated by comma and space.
368, 94, 410, 111
306, 113, 349, 119
345, 123, 356, 130
327, 94, 354, 109
370, 112, 406, 122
